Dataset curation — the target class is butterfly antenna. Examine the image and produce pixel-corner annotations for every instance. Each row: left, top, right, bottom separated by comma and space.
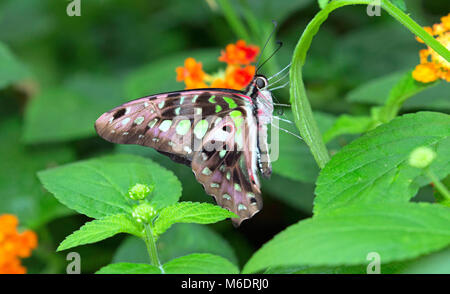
268, 70, 290, 87
257, 41, 283, 73
269, 81, 289, 91
268, 62, 291, 81
255, 20, 278, 72
273, 103, 291, 107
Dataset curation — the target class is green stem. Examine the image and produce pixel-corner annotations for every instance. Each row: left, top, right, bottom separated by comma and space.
381, 0, 450, 62
425, 169, 450, 202
290, 0, 449, 169
143, 223, 161, 268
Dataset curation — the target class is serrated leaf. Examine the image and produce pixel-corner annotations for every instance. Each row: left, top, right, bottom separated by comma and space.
163, 253, 239, 274
153, 202, 236, 236
96, 263, 161, 274
0, 42, 29, 89
113, 223, 238, 265
57, 214, 142, 251
314, 112, 450, 214
243, 202, 450, 273
38, 154, 182, 219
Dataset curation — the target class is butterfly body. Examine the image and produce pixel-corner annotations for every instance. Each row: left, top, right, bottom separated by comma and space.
95, 75, 273, 225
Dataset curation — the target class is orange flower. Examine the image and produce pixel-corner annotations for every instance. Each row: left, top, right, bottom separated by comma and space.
412, 13, 450, 83
219, 40, 259, 65
223, 65, 256, 90
176, 41, 259, 90
176, 57, 209, 89
0, 214, 38, 274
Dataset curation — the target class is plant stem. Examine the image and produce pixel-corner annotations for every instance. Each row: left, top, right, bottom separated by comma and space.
381, 0, 450, 62
289, 0, 450, 169
425, 169, 450, 202
143, 223, 161, 268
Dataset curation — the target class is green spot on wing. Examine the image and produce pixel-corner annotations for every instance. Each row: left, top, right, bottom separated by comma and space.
209, 95, 217, 103
223, 97, 238, 109
230, 110, 242, 118
176, 120, 191, 136
194, 120, 209, 139
159, 120, 172, 132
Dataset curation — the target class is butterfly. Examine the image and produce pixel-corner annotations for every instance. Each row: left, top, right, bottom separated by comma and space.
94, 72, 280, 226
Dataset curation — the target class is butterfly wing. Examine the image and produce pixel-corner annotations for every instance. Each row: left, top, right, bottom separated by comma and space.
95, 89, 262, 225
190, 105, 263, 226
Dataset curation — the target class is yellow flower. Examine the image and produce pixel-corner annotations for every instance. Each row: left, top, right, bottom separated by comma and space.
412, 13, 450, 83
0, 214, 38, 274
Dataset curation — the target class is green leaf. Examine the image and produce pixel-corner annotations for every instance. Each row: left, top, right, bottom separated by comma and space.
38, 154, 182, 219
57, 214, 142, 251
403, 82, 450, 110
0, 118, 75, 228
153, 202, 236, 236
346, 70, 446, 111
314, 112, 450, 214
163, 253, 239, 274
125, 49, 219, 99
0, 42, 29, 89
379, 70, 438, 122
113, 223, 238, 265
243, 202, 450, 273
115, 144, 209, 204
323, 115, 375, 143
96, 263, 161, 274
398, 247, 450, 274
23, 74, 126, 143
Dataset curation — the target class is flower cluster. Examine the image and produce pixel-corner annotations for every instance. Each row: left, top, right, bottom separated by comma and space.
412, 13, 450, 83
0, 214, 38, 274
176, 40, 259, 90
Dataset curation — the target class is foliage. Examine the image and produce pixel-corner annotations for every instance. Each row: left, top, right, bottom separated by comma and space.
0, 0, 449, 274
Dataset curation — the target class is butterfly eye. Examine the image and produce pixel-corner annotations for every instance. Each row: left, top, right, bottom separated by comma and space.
255, 77, 267, 89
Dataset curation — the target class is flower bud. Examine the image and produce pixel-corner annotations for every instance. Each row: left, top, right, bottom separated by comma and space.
408, 146, 436, 169
128, 183, 154, 201
132, 202, 156, 223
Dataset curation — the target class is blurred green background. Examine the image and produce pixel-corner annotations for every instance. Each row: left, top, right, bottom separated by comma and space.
0, 0, 448, 273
